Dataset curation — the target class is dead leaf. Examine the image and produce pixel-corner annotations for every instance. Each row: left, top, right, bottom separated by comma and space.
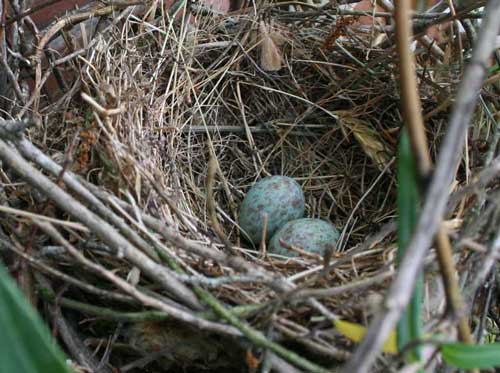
246, 350, 260, 370
337, 111, 392, 169
259, 21, 283, 72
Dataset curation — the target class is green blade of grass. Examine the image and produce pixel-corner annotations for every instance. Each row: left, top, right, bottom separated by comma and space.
0, 262, 70, 373
396, 127, 423, 361
441, 342, 500, 369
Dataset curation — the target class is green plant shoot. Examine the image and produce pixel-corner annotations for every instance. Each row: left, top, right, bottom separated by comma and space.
0, 263, 70, 373
397, 127, 423, 362
441, 342, 500, 369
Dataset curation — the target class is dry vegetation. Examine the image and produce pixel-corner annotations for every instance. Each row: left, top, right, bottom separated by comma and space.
0, 0, 499, 372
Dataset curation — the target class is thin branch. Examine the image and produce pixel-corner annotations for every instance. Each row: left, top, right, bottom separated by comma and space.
52, 306, 111, 373
0, 138, 201, 310
206, 155, 230, 244
10, 244, 134, 303
201, 290, 331, 373
290, 270, 393, 300
35, 220, 242, 337
395, 0, 432, 178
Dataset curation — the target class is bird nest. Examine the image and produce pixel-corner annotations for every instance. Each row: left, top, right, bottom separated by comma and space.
0, 1, 497, 372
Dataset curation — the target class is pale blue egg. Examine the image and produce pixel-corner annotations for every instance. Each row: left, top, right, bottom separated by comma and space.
269, 218, 339, 257
239, 176, 305, 245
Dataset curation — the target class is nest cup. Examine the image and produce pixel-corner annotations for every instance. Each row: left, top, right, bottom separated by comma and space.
16, 2, 397, 258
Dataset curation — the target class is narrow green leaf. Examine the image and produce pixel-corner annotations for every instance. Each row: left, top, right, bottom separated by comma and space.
441, 342, 500, 369
0, 263, 70, 373
396, 128, 423, 361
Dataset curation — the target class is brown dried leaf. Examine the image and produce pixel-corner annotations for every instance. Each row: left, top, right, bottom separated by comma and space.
259, 21, 282, 72
337, 112, 392, 169
246, 349, 260, 370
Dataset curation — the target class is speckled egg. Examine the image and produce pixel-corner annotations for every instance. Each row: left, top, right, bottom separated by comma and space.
239, 176, 305, 245
269, 218, 340, 257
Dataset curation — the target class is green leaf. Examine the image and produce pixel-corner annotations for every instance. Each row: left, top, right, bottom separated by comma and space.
489, 63, 500, 75
396, 128, 423, 361
0, 262, 71, 373
441, 342, 500, 369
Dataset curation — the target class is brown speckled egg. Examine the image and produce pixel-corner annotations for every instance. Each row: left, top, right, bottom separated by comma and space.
239, 176, 305, 245
269, 218, 340, 257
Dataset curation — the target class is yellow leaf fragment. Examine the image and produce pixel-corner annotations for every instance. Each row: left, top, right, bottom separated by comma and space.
337, 112, 392, 170
333, 319, 398, 354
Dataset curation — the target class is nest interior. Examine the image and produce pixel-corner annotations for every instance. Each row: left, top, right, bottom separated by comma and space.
0, 1, 494, 372
61, 6, 402, 245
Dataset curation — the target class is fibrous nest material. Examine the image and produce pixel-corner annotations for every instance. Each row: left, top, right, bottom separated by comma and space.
0, 0, 499, 372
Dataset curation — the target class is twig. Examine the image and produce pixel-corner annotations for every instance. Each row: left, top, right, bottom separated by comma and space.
0, 138, 201, 310
435, 228, 474, 344
206, 155, 230, 244
81, 92, 125, 117
17, 138, 172, 265
266, 353, 302, 373
273, 322, 346, 360
0, 204, 89, 232
53, 306, 111, 373
447, 155, 500, 211
0, 119, 32, 137
46, 295, 170, 323
395, 0, 432, 178
9, 244, 134, 303
277, 238, 322, 259
475, 272, 495, 343
290, 270, 394, 300
201, 290, 331, 373
463, 220, 500, 313
412, 1, 486, 38
35, 273, 112, 373
0, 46, 25, 102
35, 220, 242, 336
30, 4, 132, 113
173, 272, 269, 286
